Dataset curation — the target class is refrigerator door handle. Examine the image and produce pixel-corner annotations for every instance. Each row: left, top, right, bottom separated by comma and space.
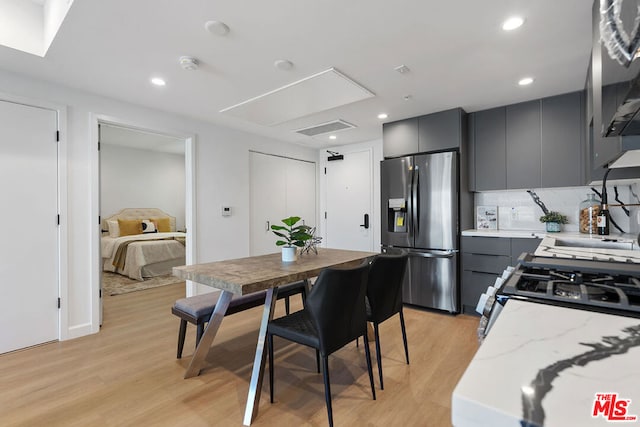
408, 251, 456, 259
411, 167, 419, 238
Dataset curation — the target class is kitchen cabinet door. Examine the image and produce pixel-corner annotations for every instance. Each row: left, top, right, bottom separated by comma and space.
506, 100, 541, 189
382, 117, 419, 158
541, 92, 584, 187
510, 238, 541, 264
418, 108, 461, 152
473, 108, 507, 191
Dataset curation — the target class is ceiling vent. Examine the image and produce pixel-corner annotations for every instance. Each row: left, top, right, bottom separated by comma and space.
294, 120, 356, 137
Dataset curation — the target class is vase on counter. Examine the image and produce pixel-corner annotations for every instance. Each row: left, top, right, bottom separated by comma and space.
545, 222, 561, 232
579, 193, 599, 234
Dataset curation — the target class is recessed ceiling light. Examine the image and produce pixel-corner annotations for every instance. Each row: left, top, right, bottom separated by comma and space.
150, 77, 166, 87
502, 16, 524, 31
518, 77, 534, 86
204, 20, 230, 36
274, 59, 294, 71
329, 135, 337, 140
378, 113, 388, 119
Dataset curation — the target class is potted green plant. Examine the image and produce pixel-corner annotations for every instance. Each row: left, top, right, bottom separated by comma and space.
271, 216, 312, 262
539, 211, 568, 233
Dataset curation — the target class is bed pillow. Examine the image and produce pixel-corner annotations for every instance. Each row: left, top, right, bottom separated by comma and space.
150, 217, 171, 232
141, 219, 157, 234
118, 219, 142, 236
107, 220, 120, 237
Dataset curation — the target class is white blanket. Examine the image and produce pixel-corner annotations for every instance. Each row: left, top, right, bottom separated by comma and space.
101, 232, 186, 281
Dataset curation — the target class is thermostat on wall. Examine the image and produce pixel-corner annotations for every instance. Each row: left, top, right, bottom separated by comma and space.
222, 206, 232, 217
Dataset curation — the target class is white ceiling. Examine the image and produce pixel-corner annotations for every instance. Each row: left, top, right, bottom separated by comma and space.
0, 0, 593, 149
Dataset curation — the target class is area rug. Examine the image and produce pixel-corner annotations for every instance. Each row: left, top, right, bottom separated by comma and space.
102, 272, 184, 296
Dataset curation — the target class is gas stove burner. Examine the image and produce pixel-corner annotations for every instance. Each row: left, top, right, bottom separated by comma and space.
548, 270, 615, 285
500, 255, 640, 317
553, 282, 582, 299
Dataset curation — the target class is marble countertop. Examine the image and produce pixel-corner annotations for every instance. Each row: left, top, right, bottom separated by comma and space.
452, 300, 640, 427
462, 229, 545, 238
534, 235, 640, 263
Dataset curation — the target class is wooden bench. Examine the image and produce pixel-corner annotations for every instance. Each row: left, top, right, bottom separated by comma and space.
171, 281, 307, 358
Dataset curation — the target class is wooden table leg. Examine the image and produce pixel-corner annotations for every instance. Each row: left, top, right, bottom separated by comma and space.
183, 290, 233, 379
243, 287, 278, 426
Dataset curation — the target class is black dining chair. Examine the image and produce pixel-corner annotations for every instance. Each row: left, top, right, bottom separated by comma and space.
366, 252, 409, 390
267, 262, 376, 427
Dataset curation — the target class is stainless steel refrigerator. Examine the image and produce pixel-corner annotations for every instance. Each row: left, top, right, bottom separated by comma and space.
381, 151, 459, 313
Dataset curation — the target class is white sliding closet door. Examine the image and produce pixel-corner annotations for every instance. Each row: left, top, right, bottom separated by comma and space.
0, 100, 59, 354
250, 152, 316, 256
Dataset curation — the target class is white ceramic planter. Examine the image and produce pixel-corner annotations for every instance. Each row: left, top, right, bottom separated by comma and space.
281, 246, 297, 262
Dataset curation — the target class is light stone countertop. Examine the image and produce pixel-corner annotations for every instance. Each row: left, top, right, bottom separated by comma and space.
452, 299, 640, 427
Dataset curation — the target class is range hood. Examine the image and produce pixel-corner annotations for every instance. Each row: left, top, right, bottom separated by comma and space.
607, 136, 640, 168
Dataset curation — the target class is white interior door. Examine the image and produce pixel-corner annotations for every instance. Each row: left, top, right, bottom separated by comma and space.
0, 100, 59, 354
285, 158, 317, 230
250, 152, 316, 256
325, 149, 373, 251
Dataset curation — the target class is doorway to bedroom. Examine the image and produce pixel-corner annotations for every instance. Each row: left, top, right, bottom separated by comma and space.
98, 123, 188, 314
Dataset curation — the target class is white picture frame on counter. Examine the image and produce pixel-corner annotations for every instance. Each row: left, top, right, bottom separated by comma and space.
477, 205, 498, 230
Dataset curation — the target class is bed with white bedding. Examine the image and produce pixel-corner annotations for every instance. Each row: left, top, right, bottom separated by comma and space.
101, 208, 186, 281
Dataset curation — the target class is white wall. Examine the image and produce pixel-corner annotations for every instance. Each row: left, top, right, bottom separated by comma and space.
0, 68, 318, 340
100, 145, 186, 230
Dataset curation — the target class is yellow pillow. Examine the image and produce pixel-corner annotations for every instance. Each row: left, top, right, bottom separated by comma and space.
150, 217, 171, 232
118, 219, 142, 236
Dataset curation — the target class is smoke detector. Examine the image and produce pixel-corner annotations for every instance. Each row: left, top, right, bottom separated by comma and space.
179, 56, 199, 71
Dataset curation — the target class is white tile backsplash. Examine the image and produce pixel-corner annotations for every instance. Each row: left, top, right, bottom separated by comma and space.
475, 182, 640, 233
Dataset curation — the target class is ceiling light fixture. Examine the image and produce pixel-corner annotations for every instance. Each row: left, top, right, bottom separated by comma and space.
378, 113, 388, 119
150, 77, 166, 87
329, 135, 337, 140
179, 56, 199, 71
518, 77, 534, 86
274, 59, 294, 71
204, 20, 230, 36
502, 16, 524, 31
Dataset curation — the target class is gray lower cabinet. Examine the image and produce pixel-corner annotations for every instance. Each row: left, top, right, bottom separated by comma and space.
461, 236, 541, 315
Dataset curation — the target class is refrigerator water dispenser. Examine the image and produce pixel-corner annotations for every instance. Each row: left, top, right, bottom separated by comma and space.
388, 198, 407, 233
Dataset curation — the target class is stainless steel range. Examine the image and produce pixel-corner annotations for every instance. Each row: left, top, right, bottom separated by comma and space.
501, 254, 640, 318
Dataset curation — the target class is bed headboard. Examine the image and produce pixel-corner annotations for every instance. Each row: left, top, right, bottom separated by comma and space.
102, 208, 177, 232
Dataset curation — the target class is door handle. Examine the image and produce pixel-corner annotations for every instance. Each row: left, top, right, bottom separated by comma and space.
360, 213, 369, 229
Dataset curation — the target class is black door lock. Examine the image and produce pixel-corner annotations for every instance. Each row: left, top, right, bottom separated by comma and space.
360, 213, 369, 229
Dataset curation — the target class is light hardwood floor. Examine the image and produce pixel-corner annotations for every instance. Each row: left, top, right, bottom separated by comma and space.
0, 283, 479, 426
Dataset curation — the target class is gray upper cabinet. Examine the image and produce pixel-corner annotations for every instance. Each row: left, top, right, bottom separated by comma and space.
418, 108, 462, 152
471, 91, 586, 191
541, 92, 584, 187
382, 117, 419, 158
506, 100, 541, 189
472, 107, 507, 191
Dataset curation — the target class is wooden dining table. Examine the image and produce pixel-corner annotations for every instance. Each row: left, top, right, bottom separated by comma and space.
172, 247, 377, 426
